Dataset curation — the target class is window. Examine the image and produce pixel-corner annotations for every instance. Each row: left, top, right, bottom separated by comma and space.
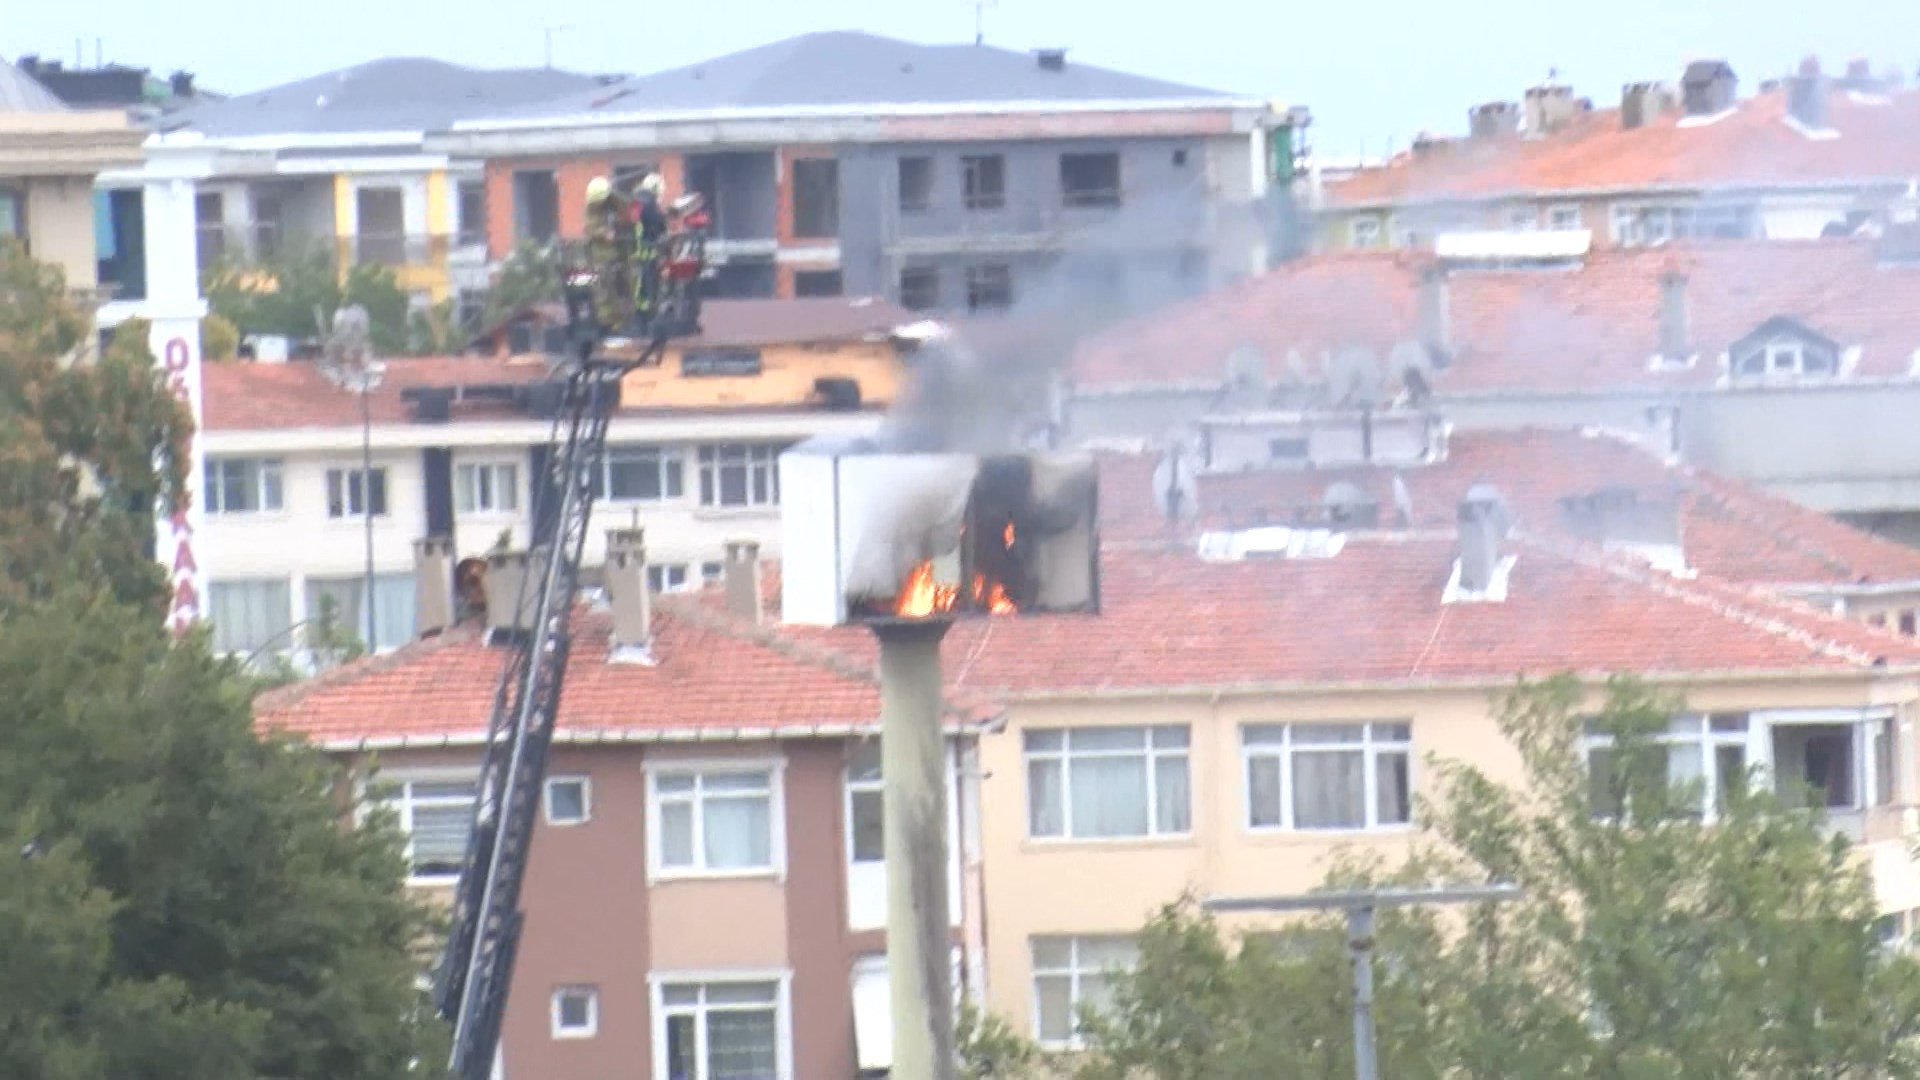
650, 766, 780, 876
1902, 612, 1918, 637
204, 457, 284, 514
195, 192, 226, 268
1348, 216, 1383, 249
544, 777, 591, 825
961, 154, 1006, 211
1548, 204, 1582, 230
647, 564, 691, 593
701, 561, 725, 584
898, 156, 934, 212
602, 445, 684, 502
1242, 722, 1412, 831
1268, 436, 1309, 462
792, 157, 840, 239
371, 775, 477, 880
512, 170, 559, 243
1873, 717, 1897, 809
965, 264, 1013, 313
305, 574, 415, 652
696, 443, 780, 508
1031, 936, 1137, 1047
1172, 147, 1189, 167
354, 186, 407, 265
899, 265, 939, 311
455, 462, 518, 514
326, 467, 389, 518
0, 186, 22, 240
456, 181, 487, 246
848, 741, 883, 864
1025, 726, 1191, 840
658, 979, 783, 1080
1507, 205, 1538, 231
552, 986, 598, 1038
1586, 713, 1749, 820
1060, 152, 1122, 208
1613, 203, 1755, 246
207, 579, 292, 655
1733, 337, 1838, 379
793, 269, 843, 297
1770, 720, 1870, 811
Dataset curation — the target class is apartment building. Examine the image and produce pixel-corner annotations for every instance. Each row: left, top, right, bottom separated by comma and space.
253, 537, 994, 1079
98, 58, 602, 312
429, 31, 1307, 316
0, 55, 143, 293
195, 296, 908, 658
1317, 57, 1919, 252
1062, 233, 1920, 543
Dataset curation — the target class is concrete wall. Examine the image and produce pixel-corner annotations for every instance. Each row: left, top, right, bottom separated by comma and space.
23, 175, 100, 287
619, 340, 905, 411
976, 677, 1920, 1039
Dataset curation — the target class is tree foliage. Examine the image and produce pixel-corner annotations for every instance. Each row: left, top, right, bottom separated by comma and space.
0, 241, 190, 617
1044, 675, 1920, 1079
481, 240, 562, 328
203, 244, 410, 357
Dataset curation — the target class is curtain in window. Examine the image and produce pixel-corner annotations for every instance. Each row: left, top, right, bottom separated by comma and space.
1069, 757, 1149, 837
208, 580, 292, 654
410, 803, 472, 874
1293, 751, 1366, 829
1376, 752, 1411, 824
1028, 759, 1064, 836
1154, 756, 1191, 832
306, 575, 416, 651
1248, 756, 1284, 827
703, 794, 771, 868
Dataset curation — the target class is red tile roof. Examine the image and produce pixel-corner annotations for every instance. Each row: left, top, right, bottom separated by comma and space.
1329, 86, 1920, 205
1070, 239, 1920, 394
203, 353, 546, 432
257, 530, 1920, 746
481, 296, 915, 351
255, 596, 997, 748
1097, 427, 1920, 588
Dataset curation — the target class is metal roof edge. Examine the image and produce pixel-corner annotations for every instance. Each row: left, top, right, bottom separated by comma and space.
309, 720, 993, 753
1000, 666, 1909, 702
446, 96, 1266, 134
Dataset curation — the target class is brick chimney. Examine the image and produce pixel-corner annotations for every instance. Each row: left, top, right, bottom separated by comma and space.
1659, 271, 1691, 363
1418, 265, 1452, 367
604, 528, 653, 649
413, 537, 455, 638
1468, 101, 1520, 140
1620, 81, 1675, 130
1453, 484, 1512, 597
724, 540, 765, 626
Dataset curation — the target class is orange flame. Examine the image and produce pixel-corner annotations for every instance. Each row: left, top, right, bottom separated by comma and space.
888, 518, 1021, 617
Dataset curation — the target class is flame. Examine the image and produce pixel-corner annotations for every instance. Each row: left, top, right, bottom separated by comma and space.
1004, 520, 1016, 546
891, 562, 1016, 617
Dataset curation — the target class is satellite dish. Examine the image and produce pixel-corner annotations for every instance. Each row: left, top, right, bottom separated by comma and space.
1390, 339, 1435, 405
1151, 441, 1200, 523
1391, 473, 1415, 526
1326, 346, 1386, 408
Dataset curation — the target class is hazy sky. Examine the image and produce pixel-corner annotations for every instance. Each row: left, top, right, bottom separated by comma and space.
7, 0, 1918, 156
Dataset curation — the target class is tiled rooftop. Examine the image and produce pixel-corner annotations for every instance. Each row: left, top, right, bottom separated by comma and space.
1069, 239, 1920, 394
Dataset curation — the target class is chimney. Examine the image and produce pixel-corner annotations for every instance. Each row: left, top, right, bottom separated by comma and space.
1645, 404, 1682, 457
482, 549, 540, 638
1418, 266, 1452, 366
1787, 60, 1829, 129
723, 540, 765, 626
413, 537, 455, 638
1680, 60, 1738, 116
604, 528, 653, 648
1035, 48, 1068, 72
1620, 81, 1674, 130
1845, 58, 1872, 85
1468, 101, 1520, 140
1523, 82, 1579, 136
1454, 484, 1512, 595
1659, 271, 1690, 362
169, 69, 195, 98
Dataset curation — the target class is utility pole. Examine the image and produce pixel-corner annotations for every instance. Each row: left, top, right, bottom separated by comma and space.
361, 380, 377, 649
1205, 883, 1522, 1080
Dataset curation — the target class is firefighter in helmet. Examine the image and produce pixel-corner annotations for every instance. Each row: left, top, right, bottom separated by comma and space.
631, 171, 671, 326
582, 176, 636, 332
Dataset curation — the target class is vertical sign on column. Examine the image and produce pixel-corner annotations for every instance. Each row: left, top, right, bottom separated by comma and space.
158, 326, 206, 638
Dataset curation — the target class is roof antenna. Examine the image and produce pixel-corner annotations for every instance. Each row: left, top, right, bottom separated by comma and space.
971, 0, 998, 45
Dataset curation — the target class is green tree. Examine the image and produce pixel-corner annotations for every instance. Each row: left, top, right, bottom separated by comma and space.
204, 243, 410, 356
1079, 675, 1920, 1078
481, 239, 562, 328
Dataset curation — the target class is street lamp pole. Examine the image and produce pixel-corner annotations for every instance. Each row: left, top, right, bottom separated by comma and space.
362, 377, 376, 650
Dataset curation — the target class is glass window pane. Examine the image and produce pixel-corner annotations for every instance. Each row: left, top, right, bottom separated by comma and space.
662, 985, 701, 1006
1716, 745, 1746, 812
1069, 757, 1149, 837
665, 1013, 698, 1075
1069, 727, 1146, 752
413, 781, 479, 799
1589, 747, 1622, 818
411, 804, 472, 873
1078, 937, 1138, 969
548, 779, 587, 821
1293, 723, 1364, 745
851, 789, 883, 862
1151, 726, 1189, 748
657, 774, 697, 794
1247, 755, 1283, 827
1153, 755, 1190, 833
1373, 722, 1412, 743
1023, 730, 1064, 752
706, 981, 778, 1005
849, 741, 882, 781
707, 1008, 777, 1079
1030, 937, 1072, 970
703, 795, 771, 868
1710, 712, 1749, 733
1034, 975, 1074, 1043
1293, 750, 1365, 829
1243, 724, 1286, 747
1028, 760, 1063, 837
660, 802, 695, 867
1376, 751, 1411, 825
704, 771, 769, 793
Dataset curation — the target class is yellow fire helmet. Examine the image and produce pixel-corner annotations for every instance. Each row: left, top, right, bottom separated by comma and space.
638, 172, 665, 197
584, 176, 613, 205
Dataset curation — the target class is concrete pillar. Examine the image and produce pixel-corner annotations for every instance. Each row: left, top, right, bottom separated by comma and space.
144, 173, 209, 639
872, 616, 957, 1080
414, 537, 456, 638
605, 528, 652, 647
724, 539, 764, 625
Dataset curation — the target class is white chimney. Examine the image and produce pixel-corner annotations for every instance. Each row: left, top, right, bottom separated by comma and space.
483, 549, 540, 636
605, 528, 652, 648
1450, 484, 1513, 600
724, 540, 764, 626
413, 536, 455, 639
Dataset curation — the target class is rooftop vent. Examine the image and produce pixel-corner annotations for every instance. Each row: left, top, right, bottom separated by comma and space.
1523, 81, 1582, 136
1469, 101, 1521, 140
1620, 81, 1675, 130
1449, 483, 1514, 600
1036, 49, 1068, 72
1680, 59, 1738, 115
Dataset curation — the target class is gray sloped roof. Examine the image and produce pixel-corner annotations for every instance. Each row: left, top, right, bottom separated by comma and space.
0, 56, 70, 112
166, 57, 607, 138
479, 31, 1240, 123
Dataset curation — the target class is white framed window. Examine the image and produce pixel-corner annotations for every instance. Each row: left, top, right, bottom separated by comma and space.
551, 985, 598, 1039
1586, 712, 1749, 820
368, 774, 478, 881
1547, 204, 1582, 230
1031, 936, 1137, 1048
1242, 722, 1412, 832
456, 461, 519, 514
545, 776, 591, 825
847, 741, 884, 866
207, 578, 293, 655
1025, 726, 1191, 840
1733, 337, 1838, 379
1507, 205, 1538, 231
654, 976, 790, 1080
701, 561, 725, 584
1348, 215, 1383, 249
647, 564, 692, 593
304, 573, 415, 653
697, 443, 781, 508
325, 466, 389, 518
602, 445, 685, 502
647, 763, 783, 878
204, 457, 283, 514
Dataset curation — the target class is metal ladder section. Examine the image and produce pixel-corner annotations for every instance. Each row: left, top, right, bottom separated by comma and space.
433, 348, 656, 1080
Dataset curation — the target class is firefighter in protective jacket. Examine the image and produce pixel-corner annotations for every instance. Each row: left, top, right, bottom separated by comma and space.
631, 172, 672, 324
582, 176, 635, 331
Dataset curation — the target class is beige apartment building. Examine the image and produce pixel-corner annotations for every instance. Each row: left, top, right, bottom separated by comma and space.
0, 56, 143, 291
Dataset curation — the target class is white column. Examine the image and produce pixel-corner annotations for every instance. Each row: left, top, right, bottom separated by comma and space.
144, 174, 211, 637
